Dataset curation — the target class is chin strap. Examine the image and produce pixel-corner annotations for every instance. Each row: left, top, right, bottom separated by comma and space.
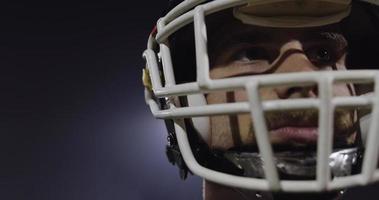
165, 119, 191, 180
223, 147, 363, 180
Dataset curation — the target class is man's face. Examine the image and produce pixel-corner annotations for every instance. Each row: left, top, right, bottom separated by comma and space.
204, 17, 356, 151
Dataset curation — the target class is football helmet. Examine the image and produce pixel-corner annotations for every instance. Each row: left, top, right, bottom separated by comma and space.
143, 0, 379, 193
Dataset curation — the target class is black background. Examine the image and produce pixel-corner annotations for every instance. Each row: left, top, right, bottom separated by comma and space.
1, 2, 378, 200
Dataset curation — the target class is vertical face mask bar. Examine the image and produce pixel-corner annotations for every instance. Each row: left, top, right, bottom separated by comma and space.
361, 74, 379, 184
246, 80, 281, 191
143, 49, 163, 91
194, 6, 212, 88
143, 36, 165, 114
317, 75, 335, 190
157, 19, 177, 87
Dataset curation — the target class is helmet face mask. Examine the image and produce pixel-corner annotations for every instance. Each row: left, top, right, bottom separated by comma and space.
143, 0, 379, 195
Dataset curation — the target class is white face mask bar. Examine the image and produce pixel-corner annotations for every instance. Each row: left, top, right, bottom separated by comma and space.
143, 0, 379, 193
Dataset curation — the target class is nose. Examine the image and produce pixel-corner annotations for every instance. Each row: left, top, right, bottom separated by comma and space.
273, 41, 318, 99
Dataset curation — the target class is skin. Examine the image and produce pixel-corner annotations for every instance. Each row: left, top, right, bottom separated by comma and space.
200, 14, 356, 200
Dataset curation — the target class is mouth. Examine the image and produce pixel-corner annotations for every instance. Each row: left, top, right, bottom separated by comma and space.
270, 126, 318, 145
229, 125, 353, 153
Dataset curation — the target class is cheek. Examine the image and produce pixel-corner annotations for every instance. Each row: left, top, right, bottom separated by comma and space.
207, 91, 254, 149
206, 91, 228, 104
205, 89, 277, 150
336, 54, 347, 68
333, 83, 352, 97
206, 92, 232, 149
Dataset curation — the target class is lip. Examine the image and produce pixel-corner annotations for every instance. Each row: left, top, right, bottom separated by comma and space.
270, 126, 318, 144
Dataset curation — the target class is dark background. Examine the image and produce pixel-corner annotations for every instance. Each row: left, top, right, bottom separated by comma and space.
0, 2, 378, 200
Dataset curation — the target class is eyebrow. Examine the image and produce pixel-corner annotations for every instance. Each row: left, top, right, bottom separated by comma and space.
301, 31, 348, 50
302, 31, 346, 42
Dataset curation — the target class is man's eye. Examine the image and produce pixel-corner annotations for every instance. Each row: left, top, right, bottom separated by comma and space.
315, 48, 331, 61
233, 47, 270, 63
305, 46, 340, 66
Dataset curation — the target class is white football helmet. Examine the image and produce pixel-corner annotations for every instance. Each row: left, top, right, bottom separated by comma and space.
143, 0, 379, 194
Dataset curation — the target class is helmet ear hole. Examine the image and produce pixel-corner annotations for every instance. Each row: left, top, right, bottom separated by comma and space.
187, 94, 210, 143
